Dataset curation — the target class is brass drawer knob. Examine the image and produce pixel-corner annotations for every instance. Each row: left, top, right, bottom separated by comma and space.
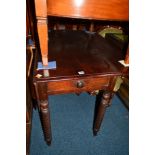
76, 80, 84, 88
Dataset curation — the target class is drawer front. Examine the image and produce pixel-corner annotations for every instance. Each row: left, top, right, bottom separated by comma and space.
47, 76, 110, 94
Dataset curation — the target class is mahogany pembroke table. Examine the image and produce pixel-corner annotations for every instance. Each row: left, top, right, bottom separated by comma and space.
32, 0, 129, 145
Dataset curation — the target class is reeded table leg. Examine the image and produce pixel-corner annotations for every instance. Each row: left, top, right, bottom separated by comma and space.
93, 91, 112, 136
40, 100, 52, 145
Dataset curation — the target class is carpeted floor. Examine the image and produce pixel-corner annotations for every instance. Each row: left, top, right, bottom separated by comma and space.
30, 93, 129, 155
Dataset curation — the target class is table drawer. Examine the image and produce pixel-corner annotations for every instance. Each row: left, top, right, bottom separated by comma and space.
47, 76, 110, 94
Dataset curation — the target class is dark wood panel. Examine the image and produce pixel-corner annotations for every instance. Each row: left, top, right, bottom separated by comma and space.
34, 30, 127, 81
47, 76, 110, 94
26, 81, 33, 155
47, 16, 129, 33
47, 0, 129, 21
26, 0, 36, 41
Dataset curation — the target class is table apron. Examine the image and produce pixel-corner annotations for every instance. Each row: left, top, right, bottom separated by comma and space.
47, 76, 111, 95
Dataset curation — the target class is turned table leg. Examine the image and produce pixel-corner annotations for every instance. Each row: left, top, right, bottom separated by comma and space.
40, 100, 52, 145
93, 91, 112, 136
34, 82, 52, 145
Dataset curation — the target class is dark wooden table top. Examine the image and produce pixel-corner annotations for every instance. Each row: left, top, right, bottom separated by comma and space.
34, 30, 127, 81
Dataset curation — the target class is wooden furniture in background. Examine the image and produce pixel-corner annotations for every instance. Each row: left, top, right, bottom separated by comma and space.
32, 0, 129, 145
26, 77, 33, 155
117, 77, 129, 108
26, 0, 37, 154
47, 0, 128, 20
125, 47, 129, 64
34, 0, 129, 75
103, 32, 129, 108
26, 45, 34, 155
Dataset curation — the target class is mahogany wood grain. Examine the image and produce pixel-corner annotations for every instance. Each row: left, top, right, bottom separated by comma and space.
47, 76, 110, 95
47, 0, 129, 21
37, 20, 48, 66
35, 0, 47, 17
37, 82, 52, 144
34, 30, 127, 80
35, 0, 49, 72
40, 100, 52, 145
33, 29, 128, 145
93, 91, 112, 135
33, 0, 129, 145
34, 0, 128, 71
